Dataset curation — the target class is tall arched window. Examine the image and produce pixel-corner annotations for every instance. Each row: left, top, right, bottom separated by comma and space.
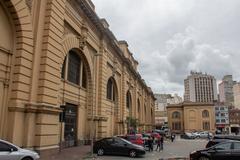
172, 111, 181, 119
126, 91, 132, 110
68, 50, 80, 85
61, 49, 87, 88
144, 105, 147, 121
202, 110, 209, 118
107, 77, 116, 101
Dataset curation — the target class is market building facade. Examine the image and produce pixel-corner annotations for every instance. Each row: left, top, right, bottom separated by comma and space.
167, 102, 215, 133
0, 0, 155, 155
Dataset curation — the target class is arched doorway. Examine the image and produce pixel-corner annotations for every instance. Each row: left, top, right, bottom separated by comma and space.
106, 77, 119, 135
0, 3, 14, 139
126, 90, 132, 133
60, 48, 91, 147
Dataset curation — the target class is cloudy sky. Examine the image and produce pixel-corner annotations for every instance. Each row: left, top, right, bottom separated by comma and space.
92, 0, 240, 97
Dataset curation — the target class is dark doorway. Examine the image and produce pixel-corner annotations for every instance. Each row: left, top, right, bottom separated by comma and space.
64, 103, 78, 147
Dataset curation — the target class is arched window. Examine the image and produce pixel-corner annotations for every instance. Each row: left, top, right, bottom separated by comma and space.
61, 50, 87, 88
106, 77, 116, 101
202, 110, 209, 118
126, 91, 132, 110
144, 105, 147, 121
68, 50, 80, 85
82, 65, 87, 88
61, 58, 66, 79
172, 111, 181, 119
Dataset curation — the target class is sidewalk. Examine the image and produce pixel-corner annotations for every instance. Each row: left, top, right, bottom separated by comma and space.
39, 145, 91, 160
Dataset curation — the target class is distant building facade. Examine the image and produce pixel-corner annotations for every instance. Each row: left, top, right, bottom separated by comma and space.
184, 71, 217, 103
219, 75, 236, 106
233, 83, 240, 109
229, 109, 240, 134
154, 94, 182, 128
167, 102, 215, 133
215, 103, 229, 133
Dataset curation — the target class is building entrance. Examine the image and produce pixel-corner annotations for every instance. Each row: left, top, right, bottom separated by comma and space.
64, 103, 77, 147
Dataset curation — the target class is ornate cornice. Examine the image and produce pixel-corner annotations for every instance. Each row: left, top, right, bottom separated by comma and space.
76, 0, 155, 99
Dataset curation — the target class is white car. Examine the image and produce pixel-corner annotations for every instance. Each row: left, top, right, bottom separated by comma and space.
0, 139, 40, 160
199, 131, 213, 138
192, 132, 201, 138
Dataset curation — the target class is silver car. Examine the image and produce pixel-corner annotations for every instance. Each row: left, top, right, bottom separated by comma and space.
0, 139, 40, 160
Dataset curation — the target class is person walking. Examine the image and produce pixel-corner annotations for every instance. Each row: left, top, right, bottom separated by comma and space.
155, 137, 161, 151
171, 133, 175, 142
160, 135, 164, 151
148, 137, 153, 152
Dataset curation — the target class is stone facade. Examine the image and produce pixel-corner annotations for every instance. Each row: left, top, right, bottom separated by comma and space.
154, 94, 182, 127
167, 102, 215, 133
0, 0, 155, 155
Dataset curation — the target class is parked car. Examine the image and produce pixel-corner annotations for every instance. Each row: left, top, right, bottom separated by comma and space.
190, 140, 240, 160
151, 132, 161, 139
192, 132, 201, 138
93, 137, 146, 157
0, 139, 40, 160
154, 129, 166, 136
198, 131, 213, 138
206, 138, 232, 148
206, 135, 240, 148
125, 134, 144, 146
181, 132, 195, 139
213, 135, 240, 141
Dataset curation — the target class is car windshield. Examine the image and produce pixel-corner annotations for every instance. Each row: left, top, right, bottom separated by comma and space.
120, 138, 132, 144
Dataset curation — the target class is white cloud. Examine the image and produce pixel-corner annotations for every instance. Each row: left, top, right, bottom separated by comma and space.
92, 0, 240, 96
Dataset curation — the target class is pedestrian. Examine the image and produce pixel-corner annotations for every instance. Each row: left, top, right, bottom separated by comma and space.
207, 132, 211, 140
171, 134, 175, 142
160, 135, 164, 151
155, 137, 161, 151
148, 137, 153, 152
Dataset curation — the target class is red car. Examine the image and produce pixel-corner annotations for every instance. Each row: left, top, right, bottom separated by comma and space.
126, 134, 144, 146
150, 132, 161, 139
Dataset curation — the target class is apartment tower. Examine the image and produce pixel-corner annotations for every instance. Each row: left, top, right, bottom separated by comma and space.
219, 75, 236, 106
184, 71, 217, 102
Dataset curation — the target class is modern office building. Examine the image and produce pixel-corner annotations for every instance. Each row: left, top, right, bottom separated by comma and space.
184, 71, 217, 102
167, 102, 215, 133
0, 0, 155, 156
219, 75, 236, 106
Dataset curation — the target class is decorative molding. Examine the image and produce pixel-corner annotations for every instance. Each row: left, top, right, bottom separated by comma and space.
25, 0, 33, 12
8, 102, 62, 115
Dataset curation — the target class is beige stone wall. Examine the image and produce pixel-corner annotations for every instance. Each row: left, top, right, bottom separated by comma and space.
0, 0, 155, 155
167, 103, 215, 133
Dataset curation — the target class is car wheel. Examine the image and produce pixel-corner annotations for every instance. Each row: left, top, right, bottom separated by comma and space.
97, 148, 104, 156
129, 150, 137, 158
198, 156, 210, 160
21, 157, 33, 160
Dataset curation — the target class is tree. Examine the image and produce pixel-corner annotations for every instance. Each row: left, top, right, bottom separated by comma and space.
125, 117, 139, 134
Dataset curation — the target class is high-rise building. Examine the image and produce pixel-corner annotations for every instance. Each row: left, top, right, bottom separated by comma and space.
219, 75, 236, 106
184, 71, 217, 102
233, 83, 240, 109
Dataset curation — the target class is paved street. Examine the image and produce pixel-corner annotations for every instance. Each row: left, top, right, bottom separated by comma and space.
87, 138, 208, 160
